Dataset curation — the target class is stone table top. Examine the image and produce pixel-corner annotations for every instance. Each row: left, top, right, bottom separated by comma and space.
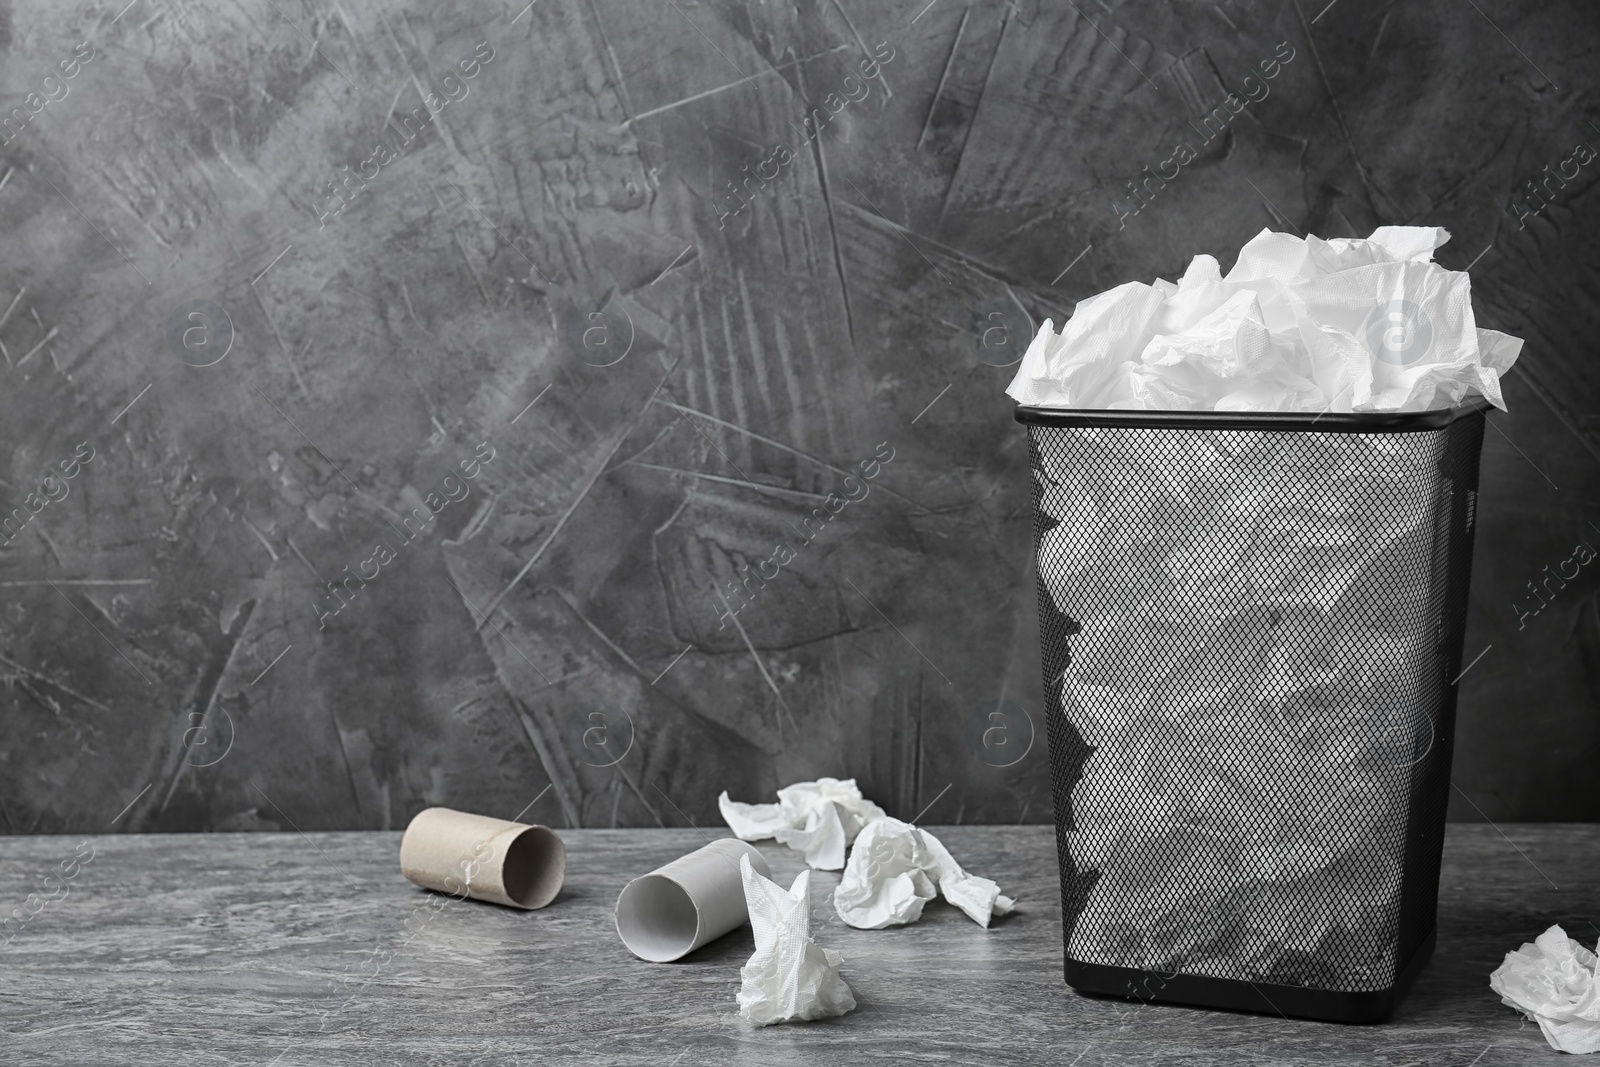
1, 824, 1593, 1065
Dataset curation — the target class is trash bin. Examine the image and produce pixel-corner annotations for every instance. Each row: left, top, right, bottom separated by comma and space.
1017, 400, 1489, 1023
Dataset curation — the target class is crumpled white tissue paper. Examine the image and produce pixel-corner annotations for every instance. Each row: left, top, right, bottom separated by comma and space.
917, 824, 1018, 927
1006, 225, 1523, 413
831, 817, 936, 928
719, 778, 887, 870
723, 780, 1014, 929
1489, 924, 1600, 1054
736, 854, 857, 1026
833, 817, 1016, 930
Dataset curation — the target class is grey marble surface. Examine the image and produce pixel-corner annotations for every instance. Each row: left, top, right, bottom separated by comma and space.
0, 825, 1593, 1065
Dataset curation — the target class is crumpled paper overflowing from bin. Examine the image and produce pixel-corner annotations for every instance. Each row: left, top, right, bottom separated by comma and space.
1490, 925, 1600, 1054
736, 854, 857, 1026
833, 817, 1016, 929
1034, 418, 1446, 989
718, 778, 887, 871
1006, 225, 1523, 412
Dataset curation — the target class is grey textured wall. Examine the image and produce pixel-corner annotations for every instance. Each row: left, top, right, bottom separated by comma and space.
0, 0, 1594, 834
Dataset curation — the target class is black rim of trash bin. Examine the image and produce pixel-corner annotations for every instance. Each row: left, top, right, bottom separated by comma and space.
1013, 396, 1492, 433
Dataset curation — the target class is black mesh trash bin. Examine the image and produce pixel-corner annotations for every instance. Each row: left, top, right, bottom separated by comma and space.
1017, 400, 1489, 1023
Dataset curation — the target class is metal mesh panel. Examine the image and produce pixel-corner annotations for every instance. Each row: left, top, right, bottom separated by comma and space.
1025, 411, 1484, 1005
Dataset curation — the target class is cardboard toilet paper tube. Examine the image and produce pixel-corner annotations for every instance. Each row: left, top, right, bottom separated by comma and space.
400, 807, 564, 910
614, 839, 771, 962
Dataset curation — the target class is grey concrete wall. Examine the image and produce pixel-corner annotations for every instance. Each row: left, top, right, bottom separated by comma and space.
0, 0, 1594, 833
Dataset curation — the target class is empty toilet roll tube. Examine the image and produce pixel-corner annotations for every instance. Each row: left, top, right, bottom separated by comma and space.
400, 807, 565, 910
614, 839, 771, 962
